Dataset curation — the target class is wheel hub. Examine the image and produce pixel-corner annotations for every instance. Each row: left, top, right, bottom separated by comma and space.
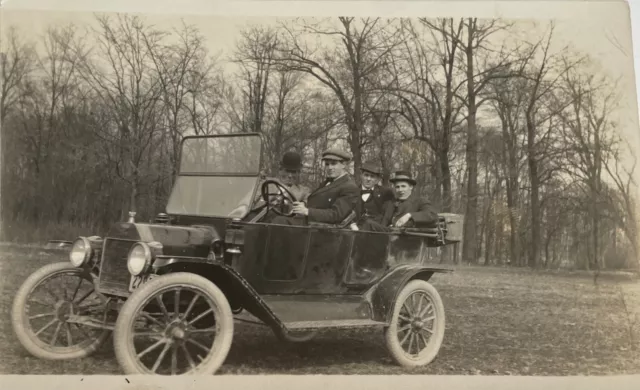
172, 328, 186, 340
165, 321, 188, 342
411, 319, 424, 331
54, 300, 73, 322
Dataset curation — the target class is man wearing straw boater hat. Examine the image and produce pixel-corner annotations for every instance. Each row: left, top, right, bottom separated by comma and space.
380, 170, 439, 228
272, 147, 359, 226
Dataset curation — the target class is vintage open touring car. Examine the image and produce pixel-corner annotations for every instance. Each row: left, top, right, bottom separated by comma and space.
11, 132, 463, 375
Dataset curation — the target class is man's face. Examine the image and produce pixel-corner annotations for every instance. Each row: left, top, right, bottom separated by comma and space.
323, 159, 345, 179
361, 171, 379, 189
278, 168, 299, 186
394, 181, 414, 200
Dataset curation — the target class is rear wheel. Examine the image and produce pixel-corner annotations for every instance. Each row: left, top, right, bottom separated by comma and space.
11, 262, 111, 360
384, 279, 445, 367
113, 273, 234, 375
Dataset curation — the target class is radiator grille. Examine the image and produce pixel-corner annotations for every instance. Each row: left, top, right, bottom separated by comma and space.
97, 238, 136, 296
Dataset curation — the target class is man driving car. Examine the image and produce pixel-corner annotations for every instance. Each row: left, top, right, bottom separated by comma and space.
274, 151, 311, 201
251, 151, 311, 220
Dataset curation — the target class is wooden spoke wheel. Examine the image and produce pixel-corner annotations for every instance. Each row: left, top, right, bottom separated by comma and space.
384, 279, 446, 367
11, 262, 111, 360
113, 273, 234, 375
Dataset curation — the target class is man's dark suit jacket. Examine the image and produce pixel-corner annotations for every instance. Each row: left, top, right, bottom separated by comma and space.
381, 192, 439, 227
306, 174, 360, 224
356, 184, 395, 223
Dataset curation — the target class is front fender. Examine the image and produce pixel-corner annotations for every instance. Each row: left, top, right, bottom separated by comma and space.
153, 259, 286, 335
367, 264, 452, 323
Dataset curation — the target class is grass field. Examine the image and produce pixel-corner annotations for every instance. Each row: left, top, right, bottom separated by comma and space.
1, 243, 639, 375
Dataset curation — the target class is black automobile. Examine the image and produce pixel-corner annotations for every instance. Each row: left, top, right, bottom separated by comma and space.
11, 132, 463, 375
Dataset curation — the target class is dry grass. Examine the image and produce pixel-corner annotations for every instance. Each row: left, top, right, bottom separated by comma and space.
0, 244, 639, 375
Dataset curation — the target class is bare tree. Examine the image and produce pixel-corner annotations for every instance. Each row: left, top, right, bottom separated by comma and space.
74, 14, 165, 216
388, 18, 467, 211
602, 140, 639, 268
452, 18, 519, 264
275, 17, 403, 176
518, 23, 585, 268
229, 25, 325, 174
0, 26, 37, 227
1, 26, 37, 120
144, 20, 213, 182
487, 73, 528, 265
230, 25, 279, 135
560, 66, 622, 270
16, 25, 85, 219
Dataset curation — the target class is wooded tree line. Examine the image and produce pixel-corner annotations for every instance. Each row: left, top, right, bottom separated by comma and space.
1, 14, 638, 270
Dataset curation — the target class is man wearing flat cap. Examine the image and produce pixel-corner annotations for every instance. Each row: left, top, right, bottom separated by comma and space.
380, 170, 439, 228
267, 147, 359, 279
273, 147, 359, 225
351, 161, 395, 231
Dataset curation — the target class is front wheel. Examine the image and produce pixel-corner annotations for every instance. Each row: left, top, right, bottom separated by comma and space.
11, 262, 111, 360
384, 279, 446, 367
113, 273, 234, 375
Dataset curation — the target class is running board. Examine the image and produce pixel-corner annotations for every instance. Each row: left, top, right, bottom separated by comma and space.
284, 319, 387, 330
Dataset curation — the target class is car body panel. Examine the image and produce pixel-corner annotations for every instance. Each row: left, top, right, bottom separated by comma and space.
261, 294, 372, 323
222, 221, 452, 294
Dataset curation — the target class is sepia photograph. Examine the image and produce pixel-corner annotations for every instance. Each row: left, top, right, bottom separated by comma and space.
0, 0, 639, 382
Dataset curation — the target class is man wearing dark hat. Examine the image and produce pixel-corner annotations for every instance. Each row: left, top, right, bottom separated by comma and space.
380, 170, 439, 228
251, 151, 310, 219
273, 147, 359, 225
276, 151, 311, 201
351, 161, 395, 231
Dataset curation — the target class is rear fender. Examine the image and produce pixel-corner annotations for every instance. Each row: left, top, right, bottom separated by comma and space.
154, 259, 286, 334
366, 265, 452, 323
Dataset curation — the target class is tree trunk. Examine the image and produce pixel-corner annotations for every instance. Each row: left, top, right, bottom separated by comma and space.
462, 21, 479, 264
440, 147, 453, 212
526, 114, 541, 268
484, 216, 493, 266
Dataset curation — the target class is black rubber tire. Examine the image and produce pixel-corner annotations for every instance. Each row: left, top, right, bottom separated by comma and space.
112, 272, 234, 375
11, 262, 111, 360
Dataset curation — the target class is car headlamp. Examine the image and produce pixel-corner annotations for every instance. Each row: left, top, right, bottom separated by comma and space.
127, 242, 152, 276
69, 237, 91, 267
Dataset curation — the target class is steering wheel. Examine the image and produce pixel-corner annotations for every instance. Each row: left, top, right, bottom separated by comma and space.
260, 179, 299, 217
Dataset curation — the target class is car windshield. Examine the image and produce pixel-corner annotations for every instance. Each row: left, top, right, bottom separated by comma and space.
178, 135, 261, 174
165, 134, 262, 218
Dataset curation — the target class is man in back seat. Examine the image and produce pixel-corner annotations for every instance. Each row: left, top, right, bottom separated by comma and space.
381, 170, 439, 228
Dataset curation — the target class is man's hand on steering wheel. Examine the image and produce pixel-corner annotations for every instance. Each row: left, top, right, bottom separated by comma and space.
260, 179, 299, 217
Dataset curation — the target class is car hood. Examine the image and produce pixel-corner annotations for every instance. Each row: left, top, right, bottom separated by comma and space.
106, 222, 217, 258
